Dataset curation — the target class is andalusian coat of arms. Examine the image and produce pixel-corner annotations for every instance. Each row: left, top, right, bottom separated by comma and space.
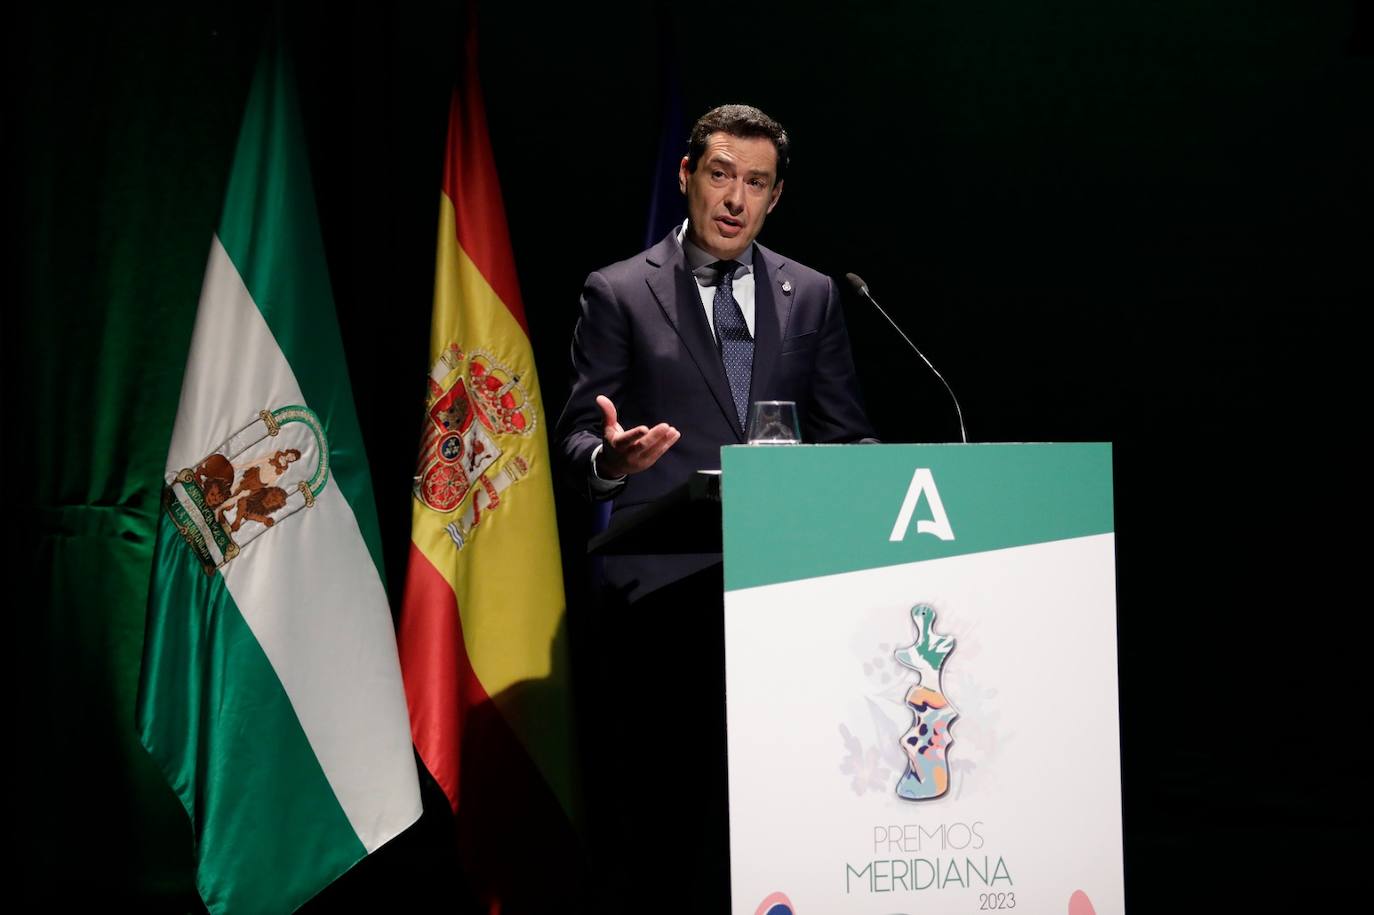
164, 406, 329, 573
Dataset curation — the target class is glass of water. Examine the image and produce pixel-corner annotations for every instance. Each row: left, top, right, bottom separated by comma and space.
747, 400, 801, 445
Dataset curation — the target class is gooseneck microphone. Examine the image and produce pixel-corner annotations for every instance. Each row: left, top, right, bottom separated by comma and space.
845, 273, 968, 444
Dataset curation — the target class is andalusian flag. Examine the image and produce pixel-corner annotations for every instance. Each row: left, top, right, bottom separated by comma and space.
396, 23, 581, 909
136, 34, 421, 914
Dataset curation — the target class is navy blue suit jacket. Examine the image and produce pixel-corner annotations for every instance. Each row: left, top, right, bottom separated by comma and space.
555, 229, 875, 599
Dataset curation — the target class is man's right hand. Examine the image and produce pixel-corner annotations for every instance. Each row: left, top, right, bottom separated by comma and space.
595, 394, 680, 479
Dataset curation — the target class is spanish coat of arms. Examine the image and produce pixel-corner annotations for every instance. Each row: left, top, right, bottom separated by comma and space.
414, 342, 536, 550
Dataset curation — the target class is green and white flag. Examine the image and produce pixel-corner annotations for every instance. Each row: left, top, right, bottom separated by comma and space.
136, 35, 421, 914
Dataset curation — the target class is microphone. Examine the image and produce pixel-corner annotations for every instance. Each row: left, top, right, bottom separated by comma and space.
845, 273, 967, 444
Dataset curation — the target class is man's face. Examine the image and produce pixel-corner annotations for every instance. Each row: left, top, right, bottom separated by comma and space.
679, 132, 784, 262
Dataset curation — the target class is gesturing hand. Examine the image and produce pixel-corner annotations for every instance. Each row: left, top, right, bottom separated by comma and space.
595, 394, 680, 479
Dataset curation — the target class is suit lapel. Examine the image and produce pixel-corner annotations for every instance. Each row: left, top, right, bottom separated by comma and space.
749, 244, 793, 407
644, 231, 743, 439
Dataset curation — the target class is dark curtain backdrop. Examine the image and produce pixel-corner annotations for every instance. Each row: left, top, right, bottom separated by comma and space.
10, 1, 1369, 910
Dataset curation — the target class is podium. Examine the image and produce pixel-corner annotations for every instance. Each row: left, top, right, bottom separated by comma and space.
584, 444, 1125, 914
587, 469, 721, 556
719, 444, 1124, 914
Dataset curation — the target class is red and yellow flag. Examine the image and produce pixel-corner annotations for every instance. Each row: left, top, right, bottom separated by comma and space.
396, 23, 580, 910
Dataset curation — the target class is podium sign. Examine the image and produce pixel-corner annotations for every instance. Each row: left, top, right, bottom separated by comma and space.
722, 444, 1123, 915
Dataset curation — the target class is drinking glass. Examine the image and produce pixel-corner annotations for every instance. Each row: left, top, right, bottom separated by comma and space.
747, 400, 801, 445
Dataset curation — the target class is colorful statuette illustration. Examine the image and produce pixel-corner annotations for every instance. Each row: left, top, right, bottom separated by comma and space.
894, 603, 957, 800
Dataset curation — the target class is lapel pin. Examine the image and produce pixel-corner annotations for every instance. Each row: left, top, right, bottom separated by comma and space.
781, 280, 792, 295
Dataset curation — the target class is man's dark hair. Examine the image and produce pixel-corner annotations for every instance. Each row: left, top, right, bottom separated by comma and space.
685, 104, 790, 185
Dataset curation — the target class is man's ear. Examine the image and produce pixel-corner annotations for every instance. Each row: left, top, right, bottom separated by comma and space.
766, 179, 784, 214
679, 156, 690, 195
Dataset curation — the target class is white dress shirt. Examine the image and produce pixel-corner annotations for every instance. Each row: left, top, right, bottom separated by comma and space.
679, 221, 757, 339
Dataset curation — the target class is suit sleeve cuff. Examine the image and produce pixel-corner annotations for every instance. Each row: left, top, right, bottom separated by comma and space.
589, 444, 627, 496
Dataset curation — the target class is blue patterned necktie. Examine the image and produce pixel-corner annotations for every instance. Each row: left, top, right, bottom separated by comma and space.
711, 259, 753, 430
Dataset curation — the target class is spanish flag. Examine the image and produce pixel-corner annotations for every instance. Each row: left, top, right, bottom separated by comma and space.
396, 23, 581, 912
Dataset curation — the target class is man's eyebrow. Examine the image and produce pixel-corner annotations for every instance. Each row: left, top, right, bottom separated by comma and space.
706, 155, 773, 179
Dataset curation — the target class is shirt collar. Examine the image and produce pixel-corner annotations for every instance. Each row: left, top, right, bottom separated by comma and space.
677, 220, 755, 284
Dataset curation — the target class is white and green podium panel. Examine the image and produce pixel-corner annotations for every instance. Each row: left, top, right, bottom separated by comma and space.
722, 444, 1122, 915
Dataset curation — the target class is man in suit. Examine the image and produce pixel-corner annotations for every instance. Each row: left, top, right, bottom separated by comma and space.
555, 105, 875, 911
555, 103, 875, 600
